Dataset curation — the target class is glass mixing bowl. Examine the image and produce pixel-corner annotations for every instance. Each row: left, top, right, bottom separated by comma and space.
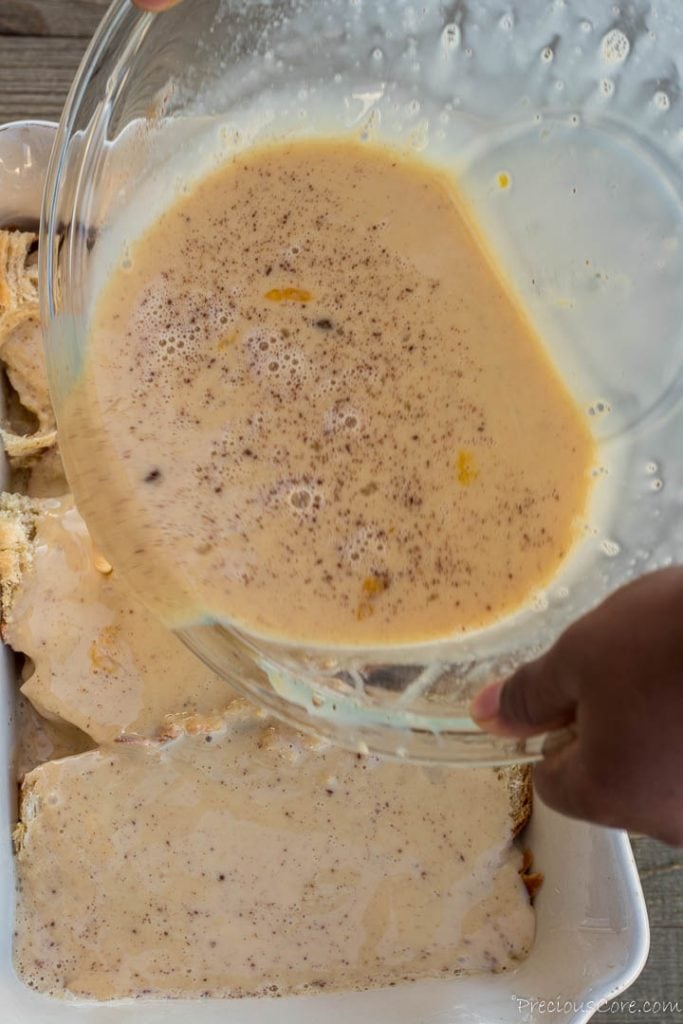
41, 0, 683, 764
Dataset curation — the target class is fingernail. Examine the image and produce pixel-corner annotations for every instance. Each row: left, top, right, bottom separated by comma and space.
470, 680, 504, 724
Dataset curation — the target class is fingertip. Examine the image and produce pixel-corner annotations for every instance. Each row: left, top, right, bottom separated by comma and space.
470, 680, 504, 723
471, 679, 555, 738
470, 680, 523, 737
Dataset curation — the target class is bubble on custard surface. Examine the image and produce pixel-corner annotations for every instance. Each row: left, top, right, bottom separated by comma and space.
601, 538, 620, 557
600, 28, 630, 64
587, 399, 611, 418
441, 22, 460, 51
324, 402, 362, 435
653, 90, 670, 111
288, 487, 312, 510
499, 12, 513, 32
341, 524, 388, 564
540, 45, 554, 63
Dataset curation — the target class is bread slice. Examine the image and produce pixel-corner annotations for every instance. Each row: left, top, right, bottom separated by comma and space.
0, 229, 59, 478
0, 493, 231, 743
13, 708, 535, 1000
0, 230, 38, 334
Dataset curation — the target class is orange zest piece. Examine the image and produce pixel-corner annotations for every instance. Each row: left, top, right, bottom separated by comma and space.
356, 573, 389, 620
455, 449, 478, 485
362, 574, 388, 596
264, 287, 312, 303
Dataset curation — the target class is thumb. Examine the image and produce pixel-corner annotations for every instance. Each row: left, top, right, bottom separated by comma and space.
471, 647, 579, 738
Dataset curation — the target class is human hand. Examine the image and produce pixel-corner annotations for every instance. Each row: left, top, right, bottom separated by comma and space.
471, 567, 683, 845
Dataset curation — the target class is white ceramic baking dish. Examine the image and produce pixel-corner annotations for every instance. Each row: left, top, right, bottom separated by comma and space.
0, 118, 649, 1024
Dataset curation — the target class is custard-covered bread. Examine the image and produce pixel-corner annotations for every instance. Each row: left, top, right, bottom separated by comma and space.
0, 493, 230, 742
14, 707, 535, 1000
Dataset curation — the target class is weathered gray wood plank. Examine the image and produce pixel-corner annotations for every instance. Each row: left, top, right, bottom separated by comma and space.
616, 837, 683, 1020
0, 0, 109, 39
0, 36, 88, 122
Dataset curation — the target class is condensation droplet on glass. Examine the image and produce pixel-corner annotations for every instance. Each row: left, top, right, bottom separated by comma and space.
600, 28, 630, 64
441, 22, 461, 50
645, 461, 658, 475
541, 46, 554, 63
650, 478, 664, 491
601, 539, 620, 557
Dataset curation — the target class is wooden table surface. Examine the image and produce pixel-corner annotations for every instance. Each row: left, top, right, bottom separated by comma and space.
1, 2, 681, 1020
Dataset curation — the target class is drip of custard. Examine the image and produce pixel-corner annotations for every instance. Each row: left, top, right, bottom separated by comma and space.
61, 139, 594, 645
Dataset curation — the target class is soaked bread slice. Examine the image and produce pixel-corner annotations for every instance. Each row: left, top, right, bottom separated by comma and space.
0, 493, 230, 743
13, 708, 535, 1000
